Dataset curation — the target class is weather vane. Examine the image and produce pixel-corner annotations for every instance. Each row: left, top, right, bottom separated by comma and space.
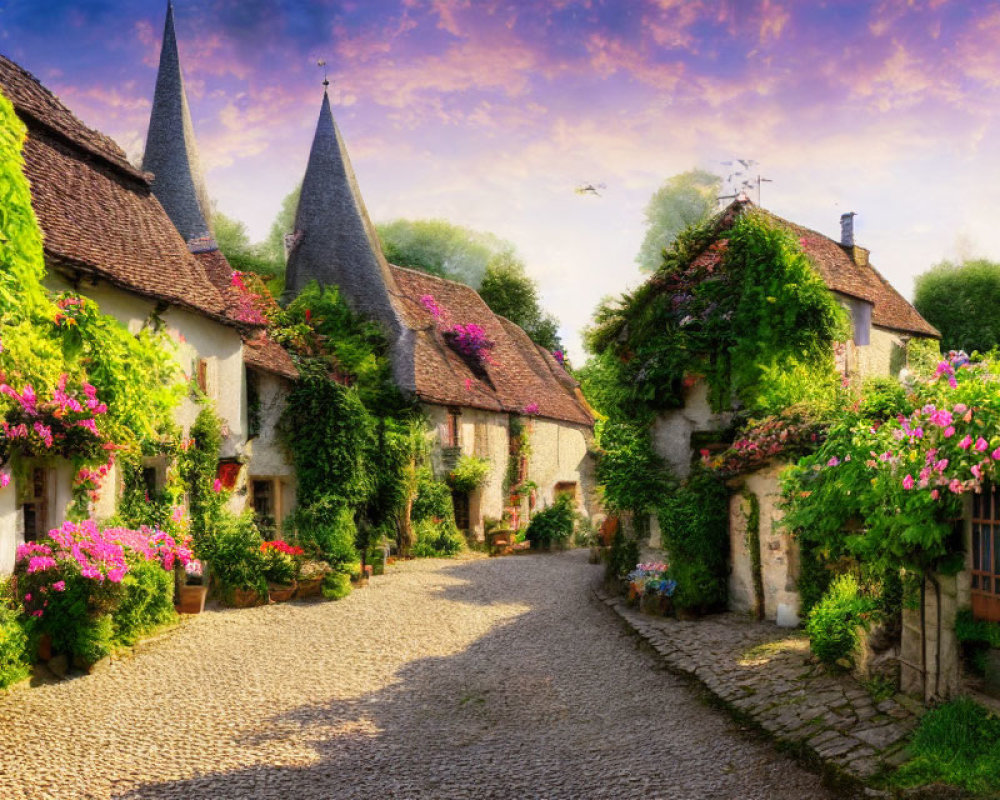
317, 59, 329, 88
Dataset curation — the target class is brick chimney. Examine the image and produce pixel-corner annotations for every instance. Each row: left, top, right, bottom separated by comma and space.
840, 212, 856, 247
839, 211, 869, 267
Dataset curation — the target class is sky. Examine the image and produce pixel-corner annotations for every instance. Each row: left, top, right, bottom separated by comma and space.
2, 0, 1000, 359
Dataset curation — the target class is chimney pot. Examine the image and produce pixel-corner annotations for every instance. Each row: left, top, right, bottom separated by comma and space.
840, 212, 856, 247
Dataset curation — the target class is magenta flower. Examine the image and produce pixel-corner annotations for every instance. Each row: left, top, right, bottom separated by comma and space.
993, 447, 1000, 461
959, 435, 973, 450
902, 474, 914, 490
0, 472, 9, 489
51, 581, 66, 592
949, 479, 963, 494
420, 294, 442, 319
935, 459, 949, 473
827, 456, 840, 467
972, 464, 982, 480
976, 437, 990, 452
929, 409, 953, 428
212, 479, 222, 493
931, 489, 940, 500
944, 426, 955, 438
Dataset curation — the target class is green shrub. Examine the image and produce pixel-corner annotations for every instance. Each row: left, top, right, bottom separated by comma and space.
321, 571, 352, 601
202, 512, 267, 600
0, 602, 30, 689
111, 559, 176, 647
411, 519, 464, 557
448, 455, 490, 493
411, 468, 455, 523
894, 697, 1000, 793
287, 496, 358, 570
805, 573, 877, 666
526, 494, 575, 549
606, 527, 640, 581
656, 470, 729, 611
72, 615, 114, 665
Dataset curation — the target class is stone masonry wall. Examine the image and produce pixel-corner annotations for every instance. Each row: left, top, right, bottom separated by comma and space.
728, 462, 801, 627
652, 380, 732, 479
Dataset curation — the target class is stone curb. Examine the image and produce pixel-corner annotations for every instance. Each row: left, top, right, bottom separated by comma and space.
590, 585, 950, 800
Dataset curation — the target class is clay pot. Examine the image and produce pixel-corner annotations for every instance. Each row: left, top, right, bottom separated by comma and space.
176, 585, 208, 614
228, 588, 265, 608
295, 577, 323, 599
268, 583, 296, 603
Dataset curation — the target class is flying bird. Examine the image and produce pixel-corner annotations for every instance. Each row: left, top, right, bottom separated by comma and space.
575, 182, 606, 196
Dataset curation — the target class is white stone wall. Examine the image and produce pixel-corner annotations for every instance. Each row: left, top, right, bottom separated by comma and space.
424, 404, 508, 540
43, 276, 248, 460
652, 380, 733, 479
526, 418, 598, 519
423, 404, 597, 540
246, 370, 294, 479
845, 326, 908, 380
728, 462, 801, 626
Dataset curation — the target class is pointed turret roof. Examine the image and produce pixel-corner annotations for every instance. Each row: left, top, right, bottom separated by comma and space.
142, 1, 214, 249
283, 89, 404, 341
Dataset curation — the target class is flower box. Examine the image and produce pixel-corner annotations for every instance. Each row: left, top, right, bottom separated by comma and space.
295, 577, 323, 598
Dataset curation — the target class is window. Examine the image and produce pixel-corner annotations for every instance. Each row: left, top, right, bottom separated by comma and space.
850, 298, 872, 347
972, 483, 1000, 623
446, 410, 461, 448
452, 491, 470, 533
554, 482, 578, 502
196, 358, 209, 394
251, 478, 278, 537
142, 466, 159, 496
22, 468, 49, 542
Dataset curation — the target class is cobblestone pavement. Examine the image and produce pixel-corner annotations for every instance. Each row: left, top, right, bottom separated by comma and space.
0, 550, 834, 800
597, 588, 921, 793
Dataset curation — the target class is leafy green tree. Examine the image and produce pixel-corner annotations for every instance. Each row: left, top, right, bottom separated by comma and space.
376, 218, 502, 287
376, 218, 562, 351
261, 184, 301, 269
636, 169, 721, 273
478, 253, 561, 350
914, 259, 1000, 353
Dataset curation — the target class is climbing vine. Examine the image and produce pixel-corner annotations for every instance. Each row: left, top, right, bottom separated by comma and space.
586, 209, 848, 416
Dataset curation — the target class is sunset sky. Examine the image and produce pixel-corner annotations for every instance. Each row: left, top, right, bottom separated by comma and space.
3, 0, 1000, 358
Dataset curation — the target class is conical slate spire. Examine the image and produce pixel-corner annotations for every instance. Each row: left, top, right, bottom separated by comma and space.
143, 1, 214, 249
284, 89, 404, 341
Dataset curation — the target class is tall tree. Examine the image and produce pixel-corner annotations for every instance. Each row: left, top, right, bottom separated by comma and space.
479, 252, 561, 351
261, 184, 302, 269
914, 259, 1000, 353
636, 169, 721, 273
377, 218, 502, 288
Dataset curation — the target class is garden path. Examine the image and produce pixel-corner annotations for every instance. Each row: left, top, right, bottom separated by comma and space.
0, 550, 833, 799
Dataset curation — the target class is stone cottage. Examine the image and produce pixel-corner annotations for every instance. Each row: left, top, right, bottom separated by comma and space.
141, 2, 299, 533
0, 53, 251, 571
649, 199, 940, 626
283, 88, 596, 539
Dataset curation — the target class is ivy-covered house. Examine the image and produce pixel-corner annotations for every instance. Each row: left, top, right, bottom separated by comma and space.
282, 88, 596, 540
140, 2, 299, 534
591, 198, 940, 628
0, 52, 254, 569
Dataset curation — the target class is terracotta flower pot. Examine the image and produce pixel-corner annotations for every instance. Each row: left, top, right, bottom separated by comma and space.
295, 577, 323, 599
176, 585, 208, 614
268, 583, 296, 603
229, 587, 265, 608
37, 633, 52, 661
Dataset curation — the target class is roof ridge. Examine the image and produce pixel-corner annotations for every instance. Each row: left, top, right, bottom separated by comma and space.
0, 53, 147, 181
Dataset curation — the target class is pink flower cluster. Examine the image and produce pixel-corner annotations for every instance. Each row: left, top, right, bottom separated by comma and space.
15, 521, 193, 617
523, 402, 540, 415
448, 323, 495, 363
1, 375, 107, 458
420, 294, 443, 320
230, 271, 269, 325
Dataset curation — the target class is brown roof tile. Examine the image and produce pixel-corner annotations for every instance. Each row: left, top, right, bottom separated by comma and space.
244, 332, 298, 380
0, 55, 235, 325
390, 266, 592, 426
729, 202, 939, 338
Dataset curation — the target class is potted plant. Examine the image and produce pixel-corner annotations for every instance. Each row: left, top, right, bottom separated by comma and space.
176, 559, 208, 614
260, 540, 302, 602
295, 560, 331, 598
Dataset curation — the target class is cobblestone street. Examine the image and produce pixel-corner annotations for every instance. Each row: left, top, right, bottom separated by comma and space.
0, 551, 833, 799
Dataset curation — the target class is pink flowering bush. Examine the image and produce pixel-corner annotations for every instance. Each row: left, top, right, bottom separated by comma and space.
781, 358, 1000, 581
14, 521, 192, 663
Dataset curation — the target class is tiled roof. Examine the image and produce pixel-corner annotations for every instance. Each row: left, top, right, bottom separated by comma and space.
390, 266, 593, 426
244, 332, 298, 380
716, 201, 939, 338
191, 251, 293, 378
0, 55, 235, 325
